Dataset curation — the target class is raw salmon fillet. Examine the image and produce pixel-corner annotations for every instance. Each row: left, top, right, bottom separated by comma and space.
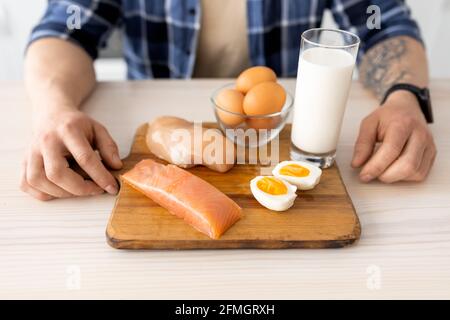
121, 159, 242, 239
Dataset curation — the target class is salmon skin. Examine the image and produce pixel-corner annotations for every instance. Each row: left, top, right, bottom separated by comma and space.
121, 159, 242, 239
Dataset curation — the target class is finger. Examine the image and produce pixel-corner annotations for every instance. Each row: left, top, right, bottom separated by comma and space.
41, 139, 105, 196
26, 149, 73, 198
378, 130, 427, 183
352, 116, 378, 168
406, 146, 436, 182
359, 123, 410, 182
93, 122, 122, 169
20, 158, 54, 201
63, 130, 118, 194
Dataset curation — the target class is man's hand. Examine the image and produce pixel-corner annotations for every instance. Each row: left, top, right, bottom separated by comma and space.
352, 90, 436, 183
20, 109, 123, 201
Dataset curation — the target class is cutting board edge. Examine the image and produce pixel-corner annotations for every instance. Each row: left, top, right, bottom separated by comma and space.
335, 157, 362, 244
105, 230, 360, 250
105, 216, 361, 250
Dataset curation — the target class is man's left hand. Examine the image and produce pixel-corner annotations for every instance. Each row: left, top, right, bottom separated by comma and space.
351, 90, 436, 183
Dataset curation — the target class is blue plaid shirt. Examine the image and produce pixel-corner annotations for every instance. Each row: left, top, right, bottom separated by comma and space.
29, 0, 422, 79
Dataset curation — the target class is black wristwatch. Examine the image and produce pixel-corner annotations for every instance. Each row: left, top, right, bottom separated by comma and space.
381, 83, 433, 123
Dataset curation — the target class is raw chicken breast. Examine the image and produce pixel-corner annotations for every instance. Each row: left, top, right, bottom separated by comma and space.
121, 159, 242, 239
146, 116, 235, 173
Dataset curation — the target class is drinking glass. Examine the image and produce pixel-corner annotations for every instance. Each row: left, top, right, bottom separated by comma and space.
290, 28, 360, 168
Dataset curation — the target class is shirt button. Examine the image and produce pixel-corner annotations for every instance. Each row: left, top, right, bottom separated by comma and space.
189, 8, 196, 15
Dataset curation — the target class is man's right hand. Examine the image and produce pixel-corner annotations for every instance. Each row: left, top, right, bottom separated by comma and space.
20, 109, 123, 201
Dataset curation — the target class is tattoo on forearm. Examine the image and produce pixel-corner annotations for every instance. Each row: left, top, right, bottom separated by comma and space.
359, 37, 411, 100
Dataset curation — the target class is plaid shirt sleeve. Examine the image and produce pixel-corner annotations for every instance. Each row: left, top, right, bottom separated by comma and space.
329, 0, 423, 55
28, 0, 122, 59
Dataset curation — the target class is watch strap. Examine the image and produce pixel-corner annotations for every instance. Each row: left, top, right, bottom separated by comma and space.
381, 83, 434, 123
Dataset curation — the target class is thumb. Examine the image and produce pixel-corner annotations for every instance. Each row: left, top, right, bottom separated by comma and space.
352, 115, 378, 168
93, 122, 123, 170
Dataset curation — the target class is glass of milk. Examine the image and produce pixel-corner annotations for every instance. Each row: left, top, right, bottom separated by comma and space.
291, 28, 360, 168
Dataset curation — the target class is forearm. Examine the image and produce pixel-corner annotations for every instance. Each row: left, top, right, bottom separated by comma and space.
24, 38, 96, 117
359, 36, 429, 100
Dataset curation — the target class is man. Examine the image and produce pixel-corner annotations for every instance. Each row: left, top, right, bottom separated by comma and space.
21, 0, 436, 200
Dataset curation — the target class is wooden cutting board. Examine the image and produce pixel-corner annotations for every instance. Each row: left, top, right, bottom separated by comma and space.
106, 123, 360, 249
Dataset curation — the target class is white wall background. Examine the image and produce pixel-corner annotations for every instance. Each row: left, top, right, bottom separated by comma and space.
0, 0, 449, 81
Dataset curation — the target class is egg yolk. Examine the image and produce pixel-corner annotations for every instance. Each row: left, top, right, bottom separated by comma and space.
257, 177, 288, 195
279, 164, 310, 177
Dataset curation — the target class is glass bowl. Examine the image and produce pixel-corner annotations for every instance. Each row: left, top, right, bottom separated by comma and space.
211, 83, 293, 147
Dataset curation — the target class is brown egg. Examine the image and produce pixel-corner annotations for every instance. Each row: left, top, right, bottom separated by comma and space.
243, 82, 287, 116
246, 116, 282, 130
236, 66, 277, 94
215, 88, 245, 127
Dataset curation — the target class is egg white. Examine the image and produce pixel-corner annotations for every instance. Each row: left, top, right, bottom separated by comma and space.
272, 160, 322, 190
250, 176, 297, 212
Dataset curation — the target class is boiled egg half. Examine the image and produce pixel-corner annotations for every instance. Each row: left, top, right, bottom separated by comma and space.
272, 161, 322, 190
250, 176, 297, 211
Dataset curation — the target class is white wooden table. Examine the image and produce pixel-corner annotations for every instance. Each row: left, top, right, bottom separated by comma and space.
1, 79, 449, 299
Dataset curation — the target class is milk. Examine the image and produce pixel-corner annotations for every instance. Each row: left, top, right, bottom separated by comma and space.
291, 47, 355, 154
